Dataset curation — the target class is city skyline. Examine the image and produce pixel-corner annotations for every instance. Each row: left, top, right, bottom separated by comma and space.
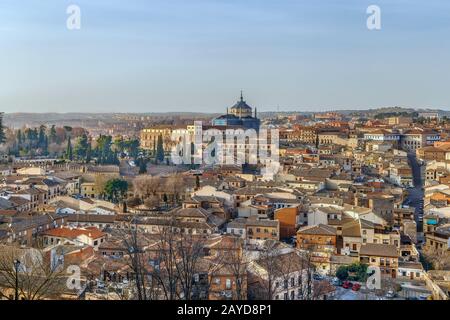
1, 0, 450, 113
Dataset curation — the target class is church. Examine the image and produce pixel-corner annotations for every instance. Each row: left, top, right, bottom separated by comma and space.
212, 92, 260, 131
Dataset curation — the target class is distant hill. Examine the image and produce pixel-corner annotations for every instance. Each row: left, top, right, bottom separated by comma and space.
3, 106, 450, 127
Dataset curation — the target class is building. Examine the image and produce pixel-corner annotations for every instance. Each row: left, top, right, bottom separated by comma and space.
245, 216, 279, 241
274, 206, 300, 239
41, 226, 106, 250
359, 243, 399, 278
212, 92, 260, 131
296, 224, 337, 274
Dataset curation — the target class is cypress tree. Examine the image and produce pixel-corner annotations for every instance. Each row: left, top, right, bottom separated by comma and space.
0, 113, 5, 144
66, 136, 73, 161
156, 134, 164, 163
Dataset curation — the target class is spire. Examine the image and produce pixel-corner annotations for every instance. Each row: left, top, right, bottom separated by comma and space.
240, 90, 243, 102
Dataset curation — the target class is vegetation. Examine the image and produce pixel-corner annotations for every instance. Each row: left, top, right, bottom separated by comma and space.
336, 263, 369, 282
156, 134, 165, 163
0, 113, 5, 145
104, 178, 129, 203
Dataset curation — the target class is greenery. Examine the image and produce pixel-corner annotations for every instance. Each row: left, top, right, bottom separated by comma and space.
335, 263, 369, 282
104, 178, 128, 203
156, 134, 164, 163
0, 113, 5, 144
2, 122, 143, 165
74, 134, 90, 161
66, 136, 73, 161
95, 135, 119, 165
138, 157, 148, 174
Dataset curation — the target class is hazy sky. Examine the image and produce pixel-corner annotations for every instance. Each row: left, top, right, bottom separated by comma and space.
1, 0, 450, 113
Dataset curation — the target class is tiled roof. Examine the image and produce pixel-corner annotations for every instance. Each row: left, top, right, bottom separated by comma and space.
42, 226, 105, 239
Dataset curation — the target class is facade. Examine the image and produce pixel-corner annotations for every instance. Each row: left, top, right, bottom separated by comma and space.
359, 243, 399, 278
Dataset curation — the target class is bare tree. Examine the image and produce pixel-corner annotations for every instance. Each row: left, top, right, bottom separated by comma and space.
297, 249, 316, 300
174, 234, 205, 300
221, 237, 247, 300
133, 176, 161, 202
150, 222, 181, 300
424, 246, 450, 270
163, 174, 184, 205
250, 241, 282, 300
0, 245, 67, 300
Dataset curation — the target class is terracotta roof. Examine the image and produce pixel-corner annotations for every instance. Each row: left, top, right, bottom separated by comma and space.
297, 224, 337, 236
42, 227, 105, 239
359, 243, 398, 258
342, 219, 361, 238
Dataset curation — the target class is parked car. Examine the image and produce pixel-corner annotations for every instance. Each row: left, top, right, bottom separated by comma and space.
385, 290, 396, 299
352, 283, 361, 291
331, 277, 342, 286
342, 281, 353, 289
313, 273, 325, 281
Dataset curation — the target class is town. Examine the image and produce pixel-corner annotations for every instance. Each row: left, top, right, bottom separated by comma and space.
0, 98, 449, 301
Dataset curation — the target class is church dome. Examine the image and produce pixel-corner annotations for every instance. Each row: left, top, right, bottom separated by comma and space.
230, 91, 252, 112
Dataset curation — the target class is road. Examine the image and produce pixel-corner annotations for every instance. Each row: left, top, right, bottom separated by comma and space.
406, 153, 424, 234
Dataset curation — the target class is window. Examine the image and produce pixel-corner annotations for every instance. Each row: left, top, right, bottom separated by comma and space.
290, 291, 295, 300
284, 292, 288, 300
284, 280, 288, 289
291, 277, 295, 287
225, 279, 231, 289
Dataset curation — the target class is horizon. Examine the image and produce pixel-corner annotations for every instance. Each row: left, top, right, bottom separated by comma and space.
1, 0, 450, 113
1, 105, 446, 115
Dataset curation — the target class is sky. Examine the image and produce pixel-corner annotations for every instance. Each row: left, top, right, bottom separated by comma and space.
0, 0, 450, 113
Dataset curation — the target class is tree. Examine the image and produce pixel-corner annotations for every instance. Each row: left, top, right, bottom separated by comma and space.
164, 174, 184, 205
66, 136, 73, 161
156, 135, 165, 163
0, 245, 66, 300
38, 125, 46, 148
132, 176, 161, 201
251, 241, 281, 300
49, 125, 57, 144
16, 129, 22, 146
222, 237, 247, 300
126, 138, 140, 159
94, 174, 113, 198
85, 143, 92, 163
95, 135, 117, 165
138, 158, 148, 174
336, 266, 348, 281
195, 175, 200, 190
74, 134, 89, 161
104, 178, 128, 203
0, 113, 5, 144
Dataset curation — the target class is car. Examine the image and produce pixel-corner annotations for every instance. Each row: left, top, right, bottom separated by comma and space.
313, 273, 324, 281
331, 277, 342, 286
385, 290, 396, 299
351, 283, 361, 291
342, 281, 353, 289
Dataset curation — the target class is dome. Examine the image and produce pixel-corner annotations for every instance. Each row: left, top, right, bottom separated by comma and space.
230, 91, 252, 112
